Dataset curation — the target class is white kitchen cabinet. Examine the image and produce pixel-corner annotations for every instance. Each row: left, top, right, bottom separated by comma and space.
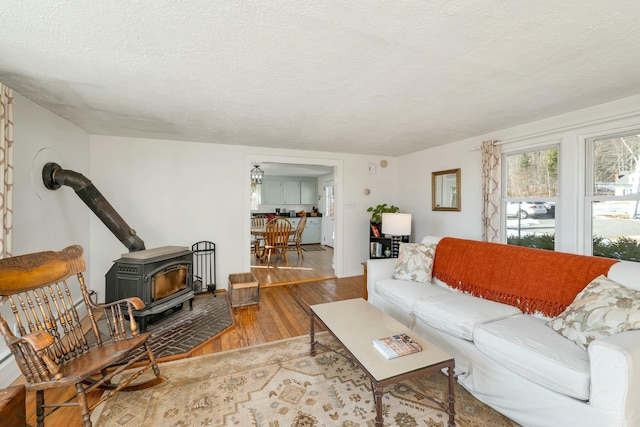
300, 180, 317, 204
261, 176, 318, 205
262, 179, 282, 204
302, 217, 321, 244
282, 181, 301, 204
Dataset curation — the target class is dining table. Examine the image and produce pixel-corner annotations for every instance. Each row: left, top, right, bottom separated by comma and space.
251, 226, 296, 262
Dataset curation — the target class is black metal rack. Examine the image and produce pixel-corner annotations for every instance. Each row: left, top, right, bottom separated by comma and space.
191, 241, 217, 294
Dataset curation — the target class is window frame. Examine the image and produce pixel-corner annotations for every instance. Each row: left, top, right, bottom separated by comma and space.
500, 142, 560, 246
584, 130, 640, 256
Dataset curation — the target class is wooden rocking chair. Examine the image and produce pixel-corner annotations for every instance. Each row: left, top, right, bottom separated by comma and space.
0, 245, 164, 427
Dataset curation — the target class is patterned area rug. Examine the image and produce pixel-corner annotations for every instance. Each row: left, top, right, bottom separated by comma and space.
92, 333, 519, 426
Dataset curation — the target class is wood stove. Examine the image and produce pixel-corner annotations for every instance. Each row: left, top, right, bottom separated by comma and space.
106, 246, 195, 332
43, 163, 197, 331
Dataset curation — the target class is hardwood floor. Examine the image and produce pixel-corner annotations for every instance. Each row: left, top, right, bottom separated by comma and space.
20, 273, 363, 426
251, 244, 336, 286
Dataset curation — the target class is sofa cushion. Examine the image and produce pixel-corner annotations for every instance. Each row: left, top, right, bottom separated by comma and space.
412, 292, 521, 341
547, 274, 640, 350
375, 279, 450, 312
393, 243, 436, 283
474, 315, 591, 400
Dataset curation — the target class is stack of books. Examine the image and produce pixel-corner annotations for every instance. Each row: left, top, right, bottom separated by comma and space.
372, 333, 422, 359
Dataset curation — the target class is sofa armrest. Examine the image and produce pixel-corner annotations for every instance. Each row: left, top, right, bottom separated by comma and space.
588, 329, 640, 423
366, 258, 397, 300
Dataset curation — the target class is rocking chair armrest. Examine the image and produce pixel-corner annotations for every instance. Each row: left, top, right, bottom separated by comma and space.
0, 318, 55, 351
89, 297, 147, 337
11, 330, 56, 352
95, 296, 147, 311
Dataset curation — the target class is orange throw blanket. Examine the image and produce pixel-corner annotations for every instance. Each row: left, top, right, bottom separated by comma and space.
432, 238, 618, 317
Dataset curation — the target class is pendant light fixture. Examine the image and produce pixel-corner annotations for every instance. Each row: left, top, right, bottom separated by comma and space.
251, 165, 264, 184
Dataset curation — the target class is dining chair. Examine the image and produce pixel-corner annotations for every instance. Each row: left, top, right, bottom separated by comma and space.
288, 216, 307, 259
263, 217, 292, 266
251, 214, 268, 255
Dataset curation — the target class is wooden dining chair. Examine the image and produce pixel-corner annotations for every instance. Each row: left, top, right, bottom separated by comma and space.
263, 217, 292, 266
0, 245, 164, 427
288, 216, 307, 259
251, 214, 268, 255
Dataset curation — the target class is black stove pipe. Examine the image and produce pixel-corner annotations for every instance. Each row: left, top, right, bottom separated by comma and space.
42, 162, 146, 252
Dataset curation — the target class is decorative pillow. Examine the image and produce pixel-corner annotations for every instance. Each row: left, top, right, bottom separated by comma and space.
392, 243, 436, 283
547, 275, 640, 350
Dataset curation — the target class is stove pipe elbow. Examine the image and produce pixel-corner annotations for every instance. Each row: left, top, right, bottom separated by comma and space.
42, 162, 146, 252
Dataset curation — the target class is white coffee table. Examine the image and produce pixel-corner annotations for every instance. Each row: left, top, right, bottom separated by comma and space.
310, 298, 455, 427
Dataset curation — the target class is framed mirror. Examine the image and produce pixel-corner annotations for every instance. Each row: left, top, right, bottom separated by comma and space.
432, 168, 461, 211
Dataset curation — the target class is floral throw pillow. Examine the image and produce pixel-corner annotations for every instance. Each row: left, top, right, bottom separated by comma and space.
547, 275, 640, 350
392, 243, 436, 283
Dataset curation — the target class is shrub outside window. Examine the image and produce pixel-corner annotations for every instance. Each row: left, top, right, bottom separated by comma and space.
503, 146, 558, 250
587, 132, 640, 261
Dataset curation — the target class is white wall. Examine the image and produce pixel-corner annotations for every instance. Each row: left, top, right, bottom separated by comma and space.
400, 94, 640, 251
88, 136, 401, 298
0, 93, 90, 387
399, 140, 482, 241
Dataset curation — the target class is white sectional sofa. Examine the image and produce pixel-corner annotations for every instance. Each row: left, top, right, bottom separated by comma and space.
366, 236, 640, 427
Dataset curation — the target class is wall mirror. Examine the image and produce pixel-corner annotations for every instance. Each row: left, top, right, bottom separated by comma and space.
432, 168, 461, 211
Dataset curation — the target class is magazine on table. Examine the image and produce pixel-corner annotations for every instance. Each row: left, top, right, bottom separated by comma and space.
373, 333, 422, 359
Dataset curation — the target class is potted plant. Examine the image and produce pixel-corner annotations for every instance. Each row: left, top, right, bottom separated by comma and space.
367, 204, 400, 223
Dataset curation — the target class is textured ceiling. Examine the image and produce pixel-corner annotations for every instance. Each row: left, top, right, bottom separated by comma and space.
1, 1, 640, 156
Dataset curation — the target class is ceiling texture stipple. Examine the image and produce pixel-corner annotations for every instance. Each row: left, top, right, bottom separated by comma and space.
1, 1, 640, 156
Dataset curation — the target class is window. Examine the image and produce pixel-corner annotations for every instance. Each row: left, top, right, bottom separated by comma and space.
586, 132, 640, 261
503, 146, 558, 250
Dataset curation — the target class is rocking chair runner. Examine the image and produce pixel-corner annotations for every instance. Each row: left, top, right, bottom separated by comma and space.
0, 245, 164, 427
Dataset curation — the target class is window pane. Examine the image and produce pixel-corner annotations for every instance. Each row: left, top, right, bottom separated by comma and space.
507, 148, 558, 198
592, 135, 640, 196
505, 147, 557, 250
591, 202, 640, 262
589, 133, 640, 261
506, 200, 556, 250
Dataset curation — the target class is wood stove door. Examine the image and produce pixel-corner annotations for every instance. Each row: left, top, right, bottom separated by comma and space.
149, 262, 191, 303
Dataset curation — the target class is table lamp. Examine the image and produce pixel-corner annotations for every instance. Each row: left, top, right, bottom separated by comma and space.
381, 213, 412, 257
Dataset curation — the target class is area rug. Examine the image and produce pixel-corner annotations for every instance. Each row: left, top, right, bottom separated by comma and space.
92, 333, 519, 426
302, 245, 325, 252
119, 293, 233, 361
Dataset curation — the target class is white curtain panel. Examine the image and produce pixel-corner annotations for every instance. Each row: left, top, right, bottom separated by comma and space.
0, 83, 13, 258
481, 140, 500, 242
250, 183, 262, 210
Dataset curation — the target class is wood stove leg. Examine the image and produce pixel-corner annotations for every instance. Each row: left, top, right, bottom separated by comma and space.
137, 316, 148, 333
189, 298, 193, 311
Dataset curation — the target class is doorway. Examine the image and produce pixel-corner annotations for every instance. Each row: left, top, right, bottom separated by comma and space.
245, 157, 342, 286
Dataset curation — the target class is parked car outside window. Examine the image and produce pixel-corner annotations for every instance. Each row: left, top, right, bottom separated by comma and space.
506, 202, 547, 219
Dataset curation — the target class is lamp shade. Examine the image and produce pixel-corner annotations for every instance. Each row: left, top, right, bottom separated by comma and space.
381, 213, 412, 236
